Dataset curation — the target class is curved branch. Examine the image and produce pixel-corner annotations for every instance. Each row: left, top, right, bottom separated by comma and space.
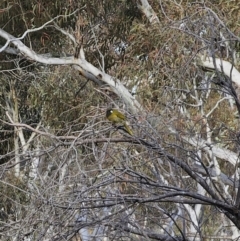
197, 55, 240, 87
0, 28, 142, 114
169, 127, 239, 166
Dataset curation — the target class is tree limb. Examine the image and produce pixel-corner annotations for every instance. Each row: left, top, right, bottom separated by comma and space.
0, 28, 142, 114
197, 55, 240, 87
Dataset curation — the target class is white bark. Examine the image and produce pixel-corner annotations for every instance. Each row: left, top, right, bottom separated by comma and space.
2, 25, 238, 175
197, 55, 240, 87
183, 204, 200, 240
137, 0, 160, 25
182, 135, 238, 166
183, 183, 206, 240
28, 144, 41, 180
169, 127, 239, 166
0, 28, 142, 114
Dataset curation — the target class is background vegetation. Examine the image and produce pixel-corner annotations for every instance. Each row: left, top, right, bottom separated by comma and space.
0, 0, 240, 240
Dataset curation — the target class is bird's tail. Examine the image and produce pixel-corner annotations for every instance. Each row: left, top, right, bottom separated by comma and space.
124, 122, 133, 135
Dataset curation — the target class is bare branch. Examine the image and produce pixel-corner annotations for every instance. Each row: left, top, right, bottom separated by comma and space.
0, 28, 142, 113
197, 55, 240, 87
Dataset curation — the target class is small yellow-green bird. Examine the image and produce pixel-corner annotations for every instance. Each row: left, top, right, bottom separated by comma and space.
106, 108, 133, 135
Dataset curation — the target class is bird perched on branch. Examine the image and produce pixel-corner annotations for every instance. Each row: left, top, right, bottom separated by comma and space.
106, 108, 133, 135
